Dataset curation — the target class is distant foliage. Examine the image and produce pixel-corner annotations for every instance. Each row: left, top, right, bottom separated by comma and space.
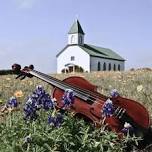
0, 70, 15, 75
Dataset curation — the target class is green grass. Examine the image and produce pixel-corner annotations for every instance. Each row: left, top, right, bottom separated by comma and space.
0, 70, 152, 152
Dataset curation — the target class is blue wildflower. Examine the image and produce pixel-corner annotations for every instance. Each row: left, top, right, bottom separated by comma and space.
62, 89, 75, 109
23, 85, 56, 121
7, 96, 18, 108
48, 113, 63, 128
55, 113, 64, 127
48, 115, 56, 125
40, 93, 55, 110
102, 98, 114, 117
34, 85, 45, 97
121, 122, 134, 135
110, 89, 120, 98
23, 97, 38, 121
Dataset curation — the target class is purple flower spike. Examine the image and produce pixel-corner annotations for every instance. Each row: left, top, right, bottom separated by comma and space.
48, 115, 55, 125
35, 85, 45, 96
7, 96, 18, 108
62, 89, 75, 109
48, 113, 63, 128
41, 94, 55, 110
55, 114, 63, 127
102, 98, 114, 117
23, 85, 56, 121
121, 122, 134, 135
110, 89, 120, 98
23, 97, 38, 121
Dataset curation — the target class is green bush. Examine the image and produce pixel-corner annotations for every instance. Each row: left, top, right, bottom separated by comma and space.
0, 70, 15, 75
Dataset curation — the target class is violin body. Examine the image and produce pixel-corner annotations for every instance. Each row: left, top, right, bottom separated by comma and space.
53, 76, 101, 123
52, 76, 150, 133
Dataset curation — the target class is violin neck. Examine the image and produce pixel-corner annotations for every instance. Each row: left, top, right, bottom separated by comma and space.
29, 70, 95, 104
29, 70, 68, 91
29, 70, 103, 104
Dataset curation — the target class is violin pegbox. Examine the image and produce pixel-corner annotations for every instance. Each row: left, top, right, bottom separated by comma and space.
12, 64, 34, 80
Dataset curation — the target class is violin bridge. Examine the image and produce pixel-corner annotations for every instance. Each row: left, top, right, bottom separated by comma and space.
114, 107, 126, 119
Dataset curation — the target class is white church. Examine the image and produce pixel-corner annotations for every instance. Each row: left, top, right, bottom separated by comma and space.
56, 20, 125, 73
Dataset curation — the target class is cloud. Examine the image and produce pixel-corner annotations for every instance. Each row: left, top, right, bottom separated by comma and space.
14, 0, 37, 9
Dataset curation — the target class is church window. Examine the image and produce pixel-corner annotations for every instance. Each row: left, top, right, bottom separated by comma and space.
97, 62, 101, 71
114, 64, 116, 71
118, 64, 121, 71
108, 63, 111, 71
103, 62, 106, 71
71, 56, 75, 61
71, 35, 75, 44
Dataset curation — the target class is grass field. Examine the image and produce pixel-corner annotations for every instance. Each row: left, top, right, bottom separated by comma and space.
1, 69, 152, 115
0, 69, 152, 152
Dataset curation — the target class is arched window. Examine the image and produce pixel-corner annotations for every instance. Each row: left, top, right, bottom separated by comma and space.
114, 64, 116, 71
71, 35, 75, 44
108, 63, 111, 71
103, 62, 106, 71
118, 64, 121, 71
97, 62, 101, 71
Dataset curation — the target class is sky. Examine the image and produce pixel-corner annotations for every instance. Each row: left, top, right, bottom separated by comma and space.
0, 0, 152, 73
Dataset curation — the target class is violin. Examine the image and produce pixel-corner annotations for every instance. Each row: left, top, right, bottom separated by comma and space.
12, 64, 152, 147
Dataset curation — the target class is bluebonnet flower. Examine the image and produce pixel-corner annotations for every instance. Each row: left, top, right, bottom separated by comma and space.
7, 96, 18, 108
62, 89, 75, 109
110, 89, 120, 98
48, 113, 63, 128
23, 97, 38, 121
48, 115, 56, 125
23, 85, 56, 121
55, 113, 64, 127
41, 93, 55, 110
34, 85, 45, 97
121, 122, 134, 135
102, 98, 114, 117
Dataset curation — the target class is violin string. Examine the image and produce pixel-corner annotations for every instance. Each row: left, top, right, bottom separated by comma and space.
30, 70, 91, 101
31, 70, 97, 101
31, 70, 94, 98
30, 70, 93, 102
32, 70, 106, 100
30, 70, 107, 105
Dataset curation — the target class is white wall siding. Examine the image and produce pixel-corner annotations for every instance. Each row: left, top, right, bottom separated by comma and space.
90, 57, 125, 71
57, 46, 90, 73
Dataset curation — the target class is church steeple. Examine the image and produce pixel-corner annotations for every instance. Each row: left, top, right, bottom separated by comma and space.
68, 19, 85, 45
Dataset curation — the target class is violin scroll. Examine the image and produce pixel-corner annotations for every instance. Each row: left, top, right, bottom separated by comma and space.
12, 63, 21, 73
12, 63, 34, 80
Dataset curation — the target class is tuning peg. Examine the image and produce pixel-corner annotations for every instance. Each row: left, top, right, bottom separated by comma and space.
12, 64, 21, 74
12, 64, 34, 80
20, 75, 26, 80
23, 66, 29, 71
29, 65, 34, 70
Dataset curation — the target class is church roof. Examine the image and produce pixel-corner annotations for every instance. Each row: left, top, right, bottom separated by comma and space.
68, 20, 85, 35
80, 44, 125, 61
56, 44, 125, 61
